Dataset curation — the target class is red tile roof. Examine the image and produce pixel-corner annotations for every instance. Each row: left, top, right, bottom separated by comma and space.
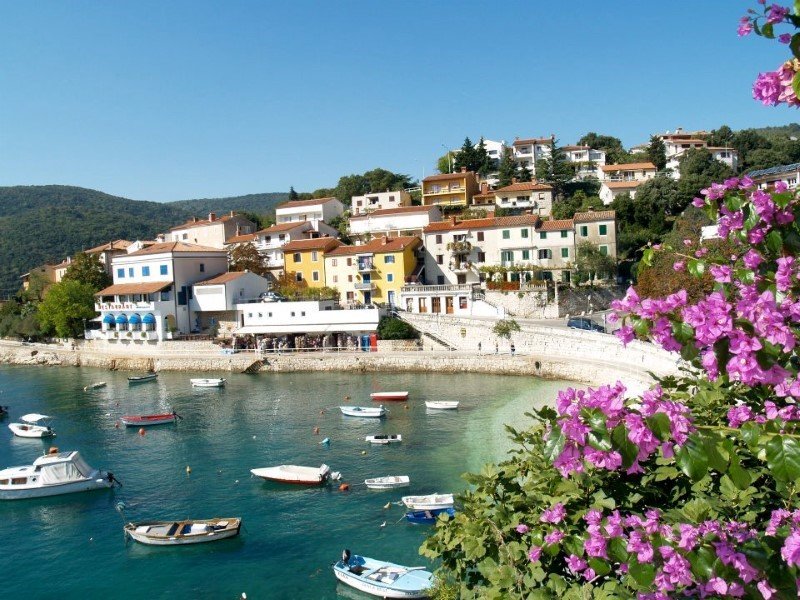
170, 213, 246, 231
275, 197, 339, 210
562, 145, 591, 151
225, 233, 258, 244
256, 221, 313, 234
538, 219, 574, 231
494, 181, 553, 193
281, 237, 342, 252
326, 236, 421, 256
423, 171, 475, 183
349, 206, 437, 220
512, 137, 552, 146
194, 271, 249, 286
574, 210, 616, 222
600, 162, 657, 172
126, 242, 226, 256
85, 240, 132, 254
603, 181, 643, 190
95, 281, 173, 296
424, 215, 541, 233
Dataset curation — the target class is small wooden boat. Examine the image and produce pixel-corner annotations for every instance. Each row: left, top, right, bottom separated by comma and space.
0, 450, 115, 500
333, 550, 433, 599
124, 517, 241, 546
250, 464, 331, 485
425, 401, 459, 410
8, 413, 55, 438
365, 434, 402, 445
365, 475, 410, 490
340, 405, 386, 418
401, 493, 454, 510
370, 391, 409, 402
128, 373, 157, 384
190, 378, 226, 388
120, 412, 179, 427
405, 507, 456, 525
84, 382, 107, 391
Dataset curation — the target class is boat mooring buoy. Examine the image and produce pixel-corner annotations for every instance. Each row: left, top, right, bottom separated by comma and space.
361, 450, 366, 455
339, 483, 350, 492
319, 409, 324, 415
138, 428, 145, 436
320, 437, 330, 445
313, 426, 320, 435
186, 465, 192, 474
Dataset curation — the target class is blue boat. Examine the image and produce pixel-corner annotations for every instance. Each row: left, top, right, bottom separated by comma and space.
405, 507, 456, 525
333, 550, 433, 599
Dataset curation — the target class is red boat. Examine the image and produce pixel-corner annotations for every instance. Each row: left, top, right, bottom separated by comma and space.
370, 391, 409, 402
120, 412, 180, 427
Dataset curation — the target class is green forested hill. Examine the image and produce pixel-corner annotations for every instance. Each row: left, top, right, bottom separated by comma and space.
168, 192, 288, 217
0, 186, 288, 295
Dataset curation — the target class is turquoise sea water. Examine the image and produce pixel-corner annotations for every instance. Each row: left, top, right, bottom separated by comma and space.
0, 366, 571, 599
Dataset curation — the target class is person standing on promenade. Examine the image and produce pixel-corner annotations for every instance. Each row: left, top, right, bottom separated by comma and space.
510, 342, 515, 356
478, 342, 482, 354
495, 342, 498, 355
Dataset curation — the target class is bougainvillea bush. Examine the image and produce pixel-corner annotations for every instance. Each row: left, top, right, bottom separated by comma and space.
422, 5, 800, 598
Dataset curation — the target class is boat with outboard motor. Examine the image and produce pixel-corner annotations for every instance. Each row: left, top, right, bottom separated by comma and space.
124, 517, 241, 545
333, 550, 433, 599
340, 405, 386, 418
8, 413, 55, 438
128, 373, 157, 384
250, 463, 335, 485
405, 507, 456, 525
365, 475, 410, 490
190, 378, 226, 388
365, 434, 402, 445
401, 493, 454, 510
425, 401, 459, 410
0, 449, 117, 500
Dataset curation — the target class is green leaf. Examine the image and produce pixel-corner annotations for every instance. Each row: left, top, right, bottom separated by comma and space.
727, 457, 752, 490
632, 318, 650, 338
611, 424, 639, 468
739, 422, 761, 448
628, 560, 655, 587
646, 412, 672, 442
675, 433, 709, 481
766, 434, 800, 482
702, 433, 729, 473
762, 22, 775, 38
689, 546, 716, 580
543, 427, 566, 462
588, 558, 611, 578
641, 248, 654, 268
583, 408, 612, 451
687, 259, 706, 277
608, 537, 629, 563
766, 230, 784, 255
793, 32, 800, 60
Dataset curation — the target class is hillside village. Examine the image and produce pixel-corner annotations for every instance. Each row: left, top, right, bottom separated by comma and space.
8, 125, 799, 348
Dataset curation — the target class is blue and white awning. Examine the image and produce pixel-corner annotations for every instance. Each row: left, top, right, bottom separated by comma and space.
102, 314, 115, 324
128, 313, 142, 325
142, 314, 156, 325
115, 314, 128, 325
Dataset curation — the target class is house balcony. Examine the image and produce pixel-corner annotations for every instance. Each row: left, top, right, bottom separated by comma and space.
354, 282, 376, 291
357, 257, 375, 272
450, 262, 472, 274
424, 186, 465, 195
447, 241, 472, 255
401, 284, 475, 294
96, 300, 156, 311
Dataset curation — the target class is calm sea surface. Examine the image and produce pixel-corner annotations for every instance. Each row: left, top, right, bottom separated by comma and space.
0, 365, 572, 599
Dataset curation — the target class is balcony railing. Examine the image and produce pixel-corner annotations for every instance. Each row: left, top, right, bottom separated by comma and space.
447, 240, 472, 255
354, 282, 376, 291
424, 186, 465, 195
357, 261, 375, 272
400, 284, 475, 294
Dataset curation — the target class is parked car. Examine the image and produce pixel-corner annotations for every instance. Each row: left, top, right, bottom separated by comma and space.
259, 291, 286, 303
567, 317, 605, 333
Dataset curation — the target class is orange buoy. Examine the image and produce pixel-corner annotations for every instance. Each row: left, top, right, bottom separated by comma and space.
138, 428, 146, 436
114, 422, 120, 429
313, 426, 320, 435
344, 395, 350, 400
404, 405, 409, 410
319, 409, 324, 415
48, 446, 59, 455
339, 483, 350, 492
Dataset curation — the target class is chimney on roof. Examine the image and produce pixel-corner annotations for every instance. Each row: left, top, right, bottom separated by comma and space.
230, 210, 235, 217
451, 216, 457, 225
236, 225, 241, 236
382, 236, 388, 245
512, 177, 518, 184
460, 167, 467, 173
208, 212, 216, 222
480, 182, 489, 194
191, 217, 198, 223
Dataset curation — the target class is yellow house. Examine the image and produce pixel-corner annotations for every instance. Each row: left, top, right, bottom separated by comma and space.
324, 236, 421, 306
281, 237, 342, 287
422, 169, 480, 208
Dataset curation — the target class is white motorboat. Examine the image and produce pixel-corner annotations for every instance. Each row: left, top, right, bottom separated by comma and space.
84, 382, 107, 391
250, 464, 332, 485
124, 517, 241, 546
8, 413, 55, 438
365, 434, 402, 445
190, 378, 226, 388
0, 450, 116, 500
425, 401, 459, 410
333, 550, 433, 599
401, 493, 454, 510
365, 475, 410, 490
340, 405, 386, 418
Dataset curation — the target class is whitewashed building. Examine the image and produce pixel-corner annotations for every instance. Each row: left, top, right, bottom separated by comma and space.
92, 242, 228, 343
348, 206, 442, 242
748, 162, 800, 190
351, 190, 412, 216
168, 212, 257, 248
190, 271, 271, 338
85, 240, 132, 275
492, 181, 554, 216
512, 137, 553, 171
275, 197, 345, 230
563, 145, 606, 179
598, 162, 657, 205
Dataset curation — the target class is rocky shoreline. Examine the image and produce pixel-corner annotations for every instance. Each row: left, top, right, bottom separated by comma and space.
0, 339, 677, 392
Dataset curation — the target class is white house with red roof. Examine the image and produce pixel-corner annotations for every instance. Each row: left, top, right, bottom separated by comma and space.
512, 136, 553, 171
351, 190, 412, 215
348, 205, 442, 242
190, 271, 272, 338
562, 145, 606, 179
492, 181, 554, 215
168, 211, 257, 248
598, 162, 658, 204
85, 239, 133, 276
91, 242, 229, 343
275, 197, 344, 229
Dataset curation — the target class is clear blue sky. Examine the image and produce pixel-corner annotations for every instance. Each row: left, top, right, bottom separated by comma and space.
0, 1, 796, 201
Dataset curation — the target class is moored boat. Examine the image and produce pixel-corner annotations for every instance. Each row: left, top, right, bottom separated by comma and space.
84, 382, 107, 391
0, 450, 116, 500
401, 493, 454, 510
0, 405, 8, 419
425, 401, 459, 410
128, 373, 157, 384
365, 475, 410, 490
405, 507, 456, 525
250, 463, 331, 485
124, 517, 241, 545
8, 413, 55, 438
370, 391, 409, 402
333, 550, 433, 599
120, 412, 180, 427
190, 378, 226, 388
340, 405, 386, 418
365, 434, 402, 445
